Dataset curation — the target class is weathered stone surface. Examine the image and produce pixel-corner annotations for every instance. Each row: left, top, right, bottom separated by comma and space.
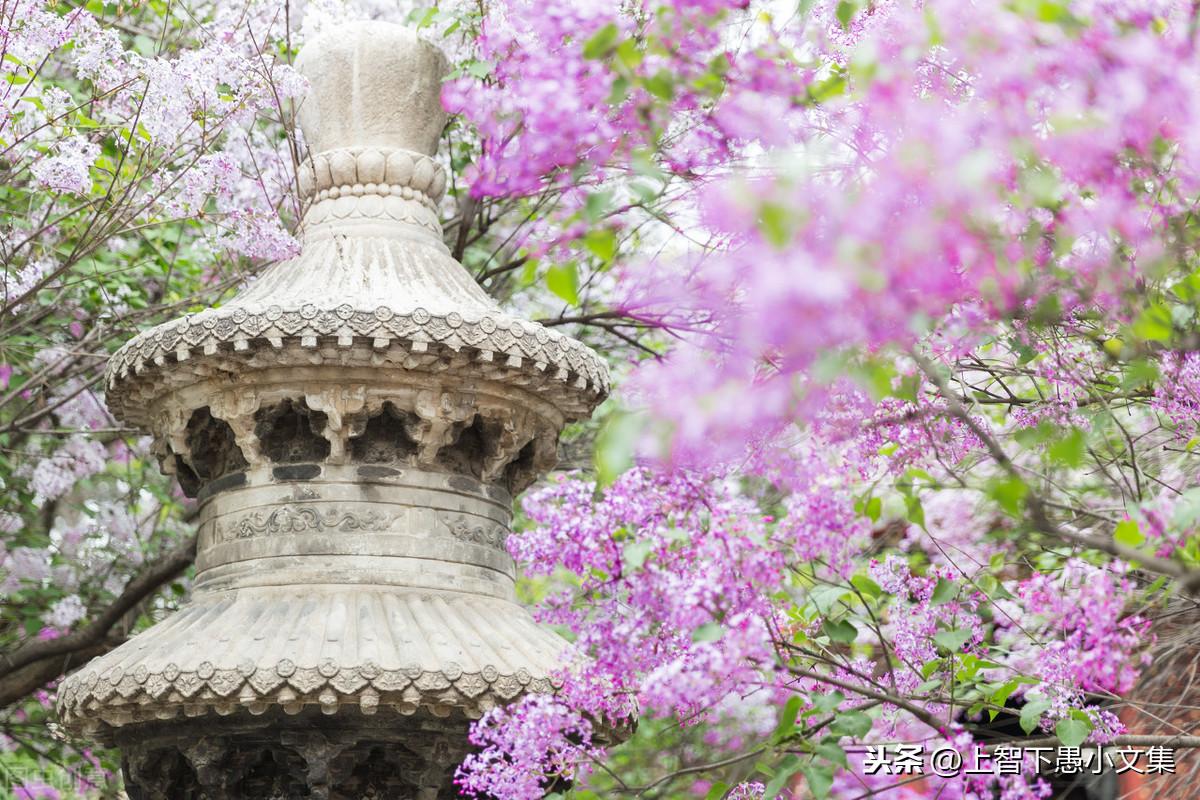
101, 22, 607, 432
57, 20, 610, 797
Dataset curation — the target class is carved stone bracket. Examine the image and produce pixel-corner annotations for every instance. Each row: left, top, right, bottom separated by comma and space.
305, 385, 369, 464
210, 389, 265, 466
153, 405, 193, 477
410, 390, 476, 467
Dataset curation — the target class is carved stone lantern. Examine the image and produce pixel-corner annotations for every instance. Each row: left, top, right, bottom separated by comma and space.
57, 22, 607, 799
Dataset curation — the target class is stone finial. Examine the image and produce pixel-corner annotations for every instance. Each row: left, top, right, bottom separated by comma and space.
295, 22, 449, 157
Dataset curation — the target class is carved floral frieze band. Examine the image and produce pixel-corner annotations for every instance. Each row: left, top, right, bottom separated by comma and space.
206, 505, 511, 553
440, 514, 509, 550
213, 506, 392, 542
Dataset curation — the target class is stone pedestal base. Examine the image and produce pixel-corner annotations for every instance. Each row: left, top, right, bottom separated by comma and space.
117, 710, 471, 799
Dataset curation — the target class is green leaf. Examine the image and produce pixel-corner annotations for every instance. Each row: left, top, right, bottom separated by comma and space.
623, 539, 653, 569
810, 691, 845, 714
822, 619, 858, 644
988, 680, 1020, 720
412, 7, 438, 28
930, 578, 957, 606
863, 496, 882, 523
585, 189, 614, 221
1056, 716, 1092, 748
763, 755, 804, 799
850, 573, 883, 598
1172, 487, 1200, 529
800, 763, 835, 799
643, 70, 676, 101
582, 23, 620, 59
465, 59, 495, 79
987, 475, 1028, 516
807, 74, 847, 104
594, 411, 642, 486
759, 202, 791, 247
836, 0, 861, 30
830, 710, 872, 738
814, 741, 849, 768
545, 262, 579, 305
1047, 427, 1087, 468
1034, 0, 1081, 25
583, 229, 617, 262
607, 76, 631, 106
692, 622, 725, 643
933, 628, 972, 652
1114, 519, 1144, 547
1132, 303, 1174, 343
809, 585, 850, 614
905, 495, 925, 527
615, 38, 643, 69
774, 696, 803, 742
924, 6, 944, 44
630, 148, 665, 180
1020, 699, 1052, 734
705, 783, 731, 800
1121, 357, 1160, 390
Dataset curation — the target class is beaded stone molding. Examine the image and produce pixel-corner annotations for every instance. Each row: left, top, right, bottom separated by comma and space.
297, 147, 448, 211
303, 180, 442, 234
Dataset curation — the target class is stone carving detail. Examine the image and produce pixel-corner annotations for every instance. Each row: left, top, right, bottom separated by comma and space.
209, 390, 265, 466
59, 658, 556, 730
152, 404, 193, 479
216, 506, 391, 542
298, 146, 447, 207
305, 189, 443, 234
143, 387, 560, 497
480, 410, 535, 484
305, 386, 369, 465
440, 514, 508, 551
255, 399, 330, 464
122, 724, 472, 800
411, 390, 476, 467
105, 303, 609, 425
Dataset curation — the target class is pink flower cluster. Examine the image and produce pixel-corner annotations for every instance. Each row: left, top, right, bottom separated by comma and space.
999, 559, 1150, 732
3, 0, 307, 264
459, 468, 792, 794
444, 0, 806, 200
1152, 351, 1200, 440
457, 696, 603, 800
615, 0, 1200, 455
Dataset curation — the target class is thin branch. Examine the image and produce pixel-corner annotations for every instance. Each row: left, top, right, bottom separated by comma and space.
0, 533, 197, 680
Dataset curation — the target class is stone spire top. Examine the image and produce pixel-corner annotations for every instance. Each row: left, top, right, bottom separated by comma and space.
58, 23, 610, 799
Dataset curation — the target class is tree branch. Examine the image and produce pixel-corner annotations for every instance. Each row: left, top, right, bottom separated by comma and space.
0, 533, 196, 681
0, 643, 111, 709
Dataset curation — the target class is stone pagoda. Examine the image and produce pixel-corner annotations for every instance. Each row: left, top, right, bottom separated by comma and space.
57, 21, 608, 799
